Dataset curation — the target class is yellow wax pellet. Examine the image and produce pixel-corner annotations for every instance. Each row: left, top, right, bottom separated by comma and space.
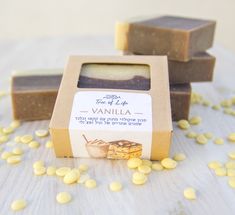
186, 131, 197, 139
14, 136, 21, 143
220, 99, 232, 108
183, 187, 197, 200
204, 132, 213, 139
34, 166, 46, 176
228, 151, 235, 160
208, 161, 222, 170
215, 167, 227, 176
7, 155, 22, 164
45, 140, 53, 148
213, 138, 224, 145
56, 167, 71, 177
138, 165, 152, 174
173, 153, 186, 161
227, 169, 235, 177
85, 179, 97, 188
10, 120, 21, 129
109, 182, 122, 192
228, 178, 235, 188
161, 158, 177, 169
46, 166, 57, 176
196, 134, 208, 145
20, 135, 33, 144
77, 173, 90, 184
151, 162, 164, 171
202, 100, 211, 106
225, 161, 235, 169
63, 170, 80, 184
33, 160, 44, 169
35, 129, 49, 137
1, 151, 13, 160
78, 164, 89, 172
0, 135, 9, 143
141, 159, 152, 167
177, 120, 190, 130
2, 127, 14, 135
189, 116, 202, 125
127, 158, 142, 169
212, 105, 221, 110
0, 90, 7, 97
224, 108, 233, 115
28, 141, 40, 148
228, 133, 235, 142
11, 199, 27, 211
132, 172, 147, 185
12, 147, 23, 155
56, 192, 72, 204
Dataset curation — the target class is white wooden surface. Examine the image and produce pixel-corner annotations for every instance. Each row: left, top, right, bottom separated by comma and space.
0, 37, 235, 215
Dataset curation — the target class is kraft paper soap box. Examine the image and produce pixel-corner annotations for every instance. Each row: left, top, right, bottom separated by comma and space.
49, 56, 172, 160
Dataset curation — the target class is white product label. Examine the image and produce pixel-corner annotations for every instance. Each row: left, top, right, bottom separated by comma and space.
69, 91, 152, 159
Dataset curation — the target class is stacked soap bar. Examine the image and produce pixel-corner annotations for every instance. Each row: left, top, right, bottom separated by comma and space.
11, 68, 190, 121
116, 15, 216, 120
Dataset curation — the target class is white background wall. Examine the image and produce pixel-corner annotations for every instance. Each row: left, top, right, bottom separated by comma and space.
0, 0, 234, 52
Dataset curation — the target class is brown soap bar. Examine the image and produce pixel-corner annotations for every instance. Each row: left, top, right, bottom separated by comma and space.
124, 51, 215, 84
116, 15, 216, 61
11, 68, 190, 121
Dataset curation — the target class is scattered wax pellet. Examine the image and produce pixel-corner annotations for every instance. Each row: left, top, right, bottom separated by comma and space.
189, 116, 202, 125
85, 179, 97, 189
77, 174, 90, 184
196, 134, 208, 145
227, 169, 235, 177
212, 105, 221, 110
208, 161, 222, 170
224, 108, 233, 115
141, 159, 152, 167
63, 170, 80, 184
20, 135, 33, 144
138, 165, 152, 174
35, 129, 49, 137
56, 192, 72, 204
228, 151, 235, 160
202, 100, 211, 106
186, 131, 197, 139
7, 155, 21, 164
109, 182, 122, 192
12, 147, 23, 155
228, 178, 235, 188
228, 133, 235, 142
213, 138, 224, 145
0, 135, 9, 143
173, 153, 186, 161
45, 140, 53, 148
33, 160, 44, 169
14, 136, 21, 143
161, 158, 177, 169
214, 167, 227, 176
2, 127, 14, 134
46, 166, 56, 176
225, 161, 235, 169
177, 120, 190, 130
183, 187, 197, 200
28, 141, 40, 148
0, 90, 7, 97
151, 162, 164, 171
10, 120, 21, 129
204, 132, 213, 139
34, 166, 46, 176
127, 158, 142, 169
11, 199, 27, 211
56, 167, 71, 177
220, 99, 232, 108
132, 172, 147, 185
1, 151, 13, 160
78, 164, 89, 172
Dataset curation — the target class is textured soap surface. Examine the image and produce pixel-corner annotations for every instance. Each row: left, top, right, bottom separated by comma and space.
116, 15, 216, 61
11, 68, 191, 121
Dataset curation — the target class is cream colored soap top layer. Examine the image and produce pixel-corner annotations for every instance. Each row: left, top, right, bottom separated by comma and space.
80, 64, 150, 80
12, 68, 63, 77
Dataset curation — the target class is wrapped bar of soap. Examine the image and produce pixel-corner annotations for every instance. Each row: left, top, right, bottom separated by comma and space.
116, 15, 216, 61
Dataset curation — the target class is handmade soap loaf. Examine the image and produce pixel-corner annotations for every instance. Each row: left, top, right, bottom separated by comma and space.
124, 51, 216, 84
116, 15, 216, 61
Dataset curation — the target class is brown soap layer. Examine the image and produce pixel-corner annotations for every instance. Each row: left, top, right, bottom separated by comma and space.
126, 16, 216, 61
12, 74, 191, 121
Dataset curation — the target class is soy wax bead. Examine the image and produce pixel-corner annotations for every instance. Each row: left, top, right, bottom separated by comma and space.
161, 158, 177, 169
173, 153, 186, 161
228, 178, 235, 188
14, 136, 21, 143
177, 120, 190, 130
183, 188, 197, 200
56, 167, 71, 177
35, 129, 49, 137
127, 158, 142, 169
109, 182, 122, 192
34, 166, 46, 176
11, 199, 27, 211
1, 151, 13, 160
47, 166, 56, 176
7, 155, 22, 164
141, 159, 152, 167
12, 147, 23, 155
10, 120, 21, 129
228, 151, 235, 159
214, 138, 224, 145
214, 167, 227, 176
132, 172, 147, 185
29, 141, 40, 148
63, 170, 79, 184
2, 127, 14, 134
196, 134, 208, 145
138, 165, 152, 174
78, 164, 89, 172
85, 179, 97, 188
151, 162, 163, 171
186, 131, 197, 139
77, 174, 90, 184
204, 132, 213, 139
208, 161, 222, 170
33, 160, 44, 169
228, 133, 235, 142
56, 192, 72, 204
227, 169, 235, 177
20, 135, 33, 144
225, 161, 235, 169
45, 140, 53, 148
0, 135, 9, 143
189, 116, 202, 125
